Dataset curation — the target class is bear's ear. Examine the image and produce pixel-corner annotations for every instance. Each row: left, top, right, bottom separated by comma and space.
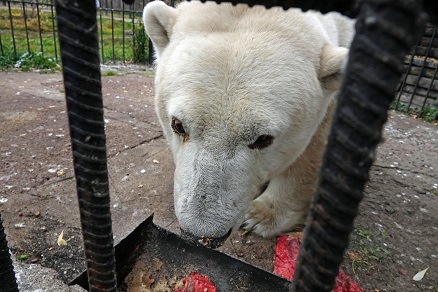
143, 1, 178, 59
319, 44, 349, 91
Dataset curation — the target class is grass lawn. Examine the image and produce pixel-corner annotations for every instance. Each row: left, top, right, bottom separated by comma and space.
0, 6, 148, 69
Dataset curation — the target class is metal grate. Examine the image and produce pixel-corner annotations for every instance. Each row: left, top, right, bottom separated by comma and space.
395, 25, 438, 121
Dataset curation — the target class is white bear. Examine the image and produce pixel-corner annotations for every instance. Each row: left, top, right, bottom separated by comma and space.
143, 1, 354, 245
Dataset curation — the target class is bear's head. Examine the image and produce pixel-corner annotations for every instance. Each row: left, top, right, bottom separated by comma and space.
143, 1, 350, 247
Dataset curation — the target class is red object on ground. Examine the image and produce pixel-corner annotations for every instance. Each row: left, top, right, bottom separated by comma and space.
173, 272, 217, 292
274, 235, 363, 292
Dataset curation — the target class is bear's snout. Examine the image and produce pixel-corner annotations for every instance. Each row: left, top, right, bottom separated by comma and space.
180, 227, 232, 249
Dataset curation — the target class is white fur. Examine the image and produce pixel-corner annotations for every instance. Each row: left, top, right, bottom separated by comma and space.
143, 1, 354, 238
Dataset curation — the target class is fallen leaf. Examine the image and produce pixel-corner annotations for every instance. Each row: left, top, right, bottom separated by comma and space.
138, 184, 144, 188
57, 169, 65, 176
346, 251, 362, 261
153, 159, 160, 164
413, 267, 429, 281
57, 230, 67, 246
394, 222, 404, 229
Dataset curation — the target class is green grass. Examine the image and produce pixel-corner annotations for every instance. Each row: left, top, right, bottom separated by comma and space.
102, 70, 117, 76
391, 100, 438, 123
0, 47, 58, 71
419, 99, 438, 122
16, 254, 30, 261
0, 8, 148, 69
346, 228, 390, 274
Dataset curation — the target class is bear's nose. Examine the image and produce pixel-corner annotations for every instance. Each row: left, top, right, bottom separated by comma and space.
180, 228, 232, 249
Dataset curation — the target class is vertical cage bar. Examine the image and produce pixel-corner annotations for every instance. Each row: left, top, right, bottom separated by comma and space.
395, 37, 421, 109
421, 26, 438, 112
0, 30, 4, 56
50, 2, 58, 62
54, 0, 117, 290
110, 0, 115, 61
406, 27, 436, 111
36, 0, 44, 55
122, 1, 125, 63
7, 1, 17, 58
148, 38, 153, 65
422, 64, 438, 110
99, 3, 105, 63
131, 3, 134, 64
292, 0, 425, 291
21, 0, 31, 54
396, 37, 420, 110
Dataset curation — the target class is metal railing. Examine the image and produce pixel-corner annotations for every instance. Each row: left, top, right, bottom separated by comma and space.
396, 25, 438, 121
0, 0, 151, 64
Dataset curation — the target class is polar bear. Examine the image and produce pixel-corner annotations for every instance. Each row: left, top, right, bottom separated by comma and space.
143, 1, 354, 246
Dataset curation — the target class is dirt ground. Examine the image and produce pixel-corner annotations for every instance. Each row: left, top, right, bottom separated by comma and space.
0, 69, 437, 292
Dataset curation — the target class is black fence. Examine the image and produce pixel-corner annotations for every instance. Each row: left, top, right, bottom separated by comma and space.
396, 25, 438, 121
0, 0, 154, 65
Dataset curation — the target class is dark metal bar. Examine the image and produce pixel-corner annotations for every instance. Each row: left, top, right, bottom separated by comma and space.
422, 64, 438, 111
36, 0, 44, 55
407, 26, 436, 111
395, 37, 420, 110
0, 30, 4, 56
122, 1, 125, 63
110, 0, 115, 61
7, 1, 17, 58
148, 38, 154, 65
291, 0, 426, 291
422, 27, 438, 111
50, 3, 58, 62
0, 213, 19, 292
54, 0, 117, 291
21, 0, 31, 54
131, 3, 135, 63
99, 6, 105, 63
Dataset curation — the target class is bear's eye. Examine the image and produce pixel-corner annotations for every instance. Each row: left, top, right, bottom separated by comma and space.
248, 135, 274, 149
171, 117, 186, 135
